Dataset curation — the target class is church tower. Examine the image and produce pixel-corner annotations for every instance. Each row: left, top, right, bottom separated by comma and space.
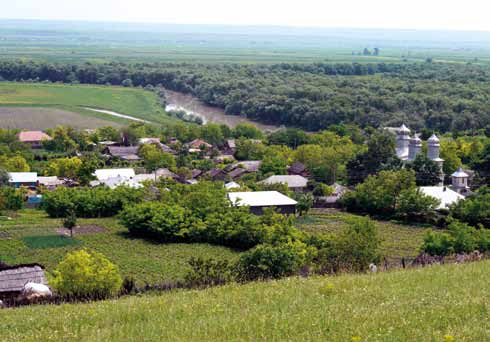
427, 134, 444, 184
408, 133, 422, 161
395, 124, 410, 160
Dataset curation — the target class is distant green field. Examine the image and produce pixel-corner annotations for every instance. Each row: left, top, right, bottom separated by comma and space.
0, 82, 175, 128
2, 260, 488, 341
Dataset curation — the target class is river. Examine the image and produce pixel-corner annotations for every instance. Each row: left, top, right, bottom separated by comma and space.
164, 89, 279, 131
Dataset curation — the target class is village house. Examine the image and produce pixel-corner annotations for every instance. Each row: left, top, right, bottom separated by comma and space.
187, 139, 213, 153
315, 183, 348, 208
8, 172, 38, 188
227, 167, 247, 179
226, 160, 262, 173
260, 175, 309, 192
0, 264, 47, 301
17, 131, 52, 149
288, 162, 310, 177
139, 138, 176, 154
106, 146, 141, 161
228, 191, 297, 215
222, 139, 236, 154
205, 168, 226, 181
37, 176, 63, 190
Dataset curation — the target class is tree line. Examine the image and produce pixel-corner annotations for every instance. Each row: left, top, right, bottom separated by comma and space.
1, 60, 490, 132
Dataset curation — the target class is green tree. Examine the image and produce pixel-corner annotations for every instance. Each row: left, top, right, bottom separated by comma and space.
342, 169, 416, 216
407, 155, 442, 186
259, 155, 288, 175
233, 123, 264, 139
0, 155, 30, 172
139, 144, 176, 173
45, 157, 82, 179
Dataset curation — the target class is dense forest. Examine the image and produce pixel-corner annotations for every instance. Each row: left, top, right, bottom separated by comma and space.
1, 60, 490, 132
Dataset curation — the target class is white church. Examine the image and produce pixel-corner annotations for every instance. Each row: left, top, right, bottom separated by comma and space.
393, 124, 469, 209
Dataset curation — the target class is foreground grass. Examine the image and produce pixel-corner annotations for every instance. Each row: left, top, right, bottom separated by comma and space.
1, 261, 488, 341
0, 210, 239, 285
0, 82, 175, 126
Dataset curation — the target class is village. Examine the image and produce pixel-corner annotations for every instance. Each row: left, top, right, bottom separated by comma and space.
1, 120, 488, 309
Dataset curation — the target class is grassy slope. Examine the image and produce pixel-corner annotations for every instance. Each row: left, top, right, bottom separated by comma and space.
0, 210, 239, 285
0, 82, 175, 125
1, 261, 488, 341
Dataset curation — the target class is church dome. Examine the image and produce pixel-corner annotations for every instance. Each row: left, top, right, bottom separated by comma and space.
451, 168, 469, 178
428, 134, 440, 143
398, 124, 410, 133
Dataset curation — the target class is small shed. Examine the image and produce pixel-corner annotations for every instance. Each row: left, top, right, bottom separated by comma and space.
8, 172, 38, 188
0, 264, 47, 300
228, 191, 297, 215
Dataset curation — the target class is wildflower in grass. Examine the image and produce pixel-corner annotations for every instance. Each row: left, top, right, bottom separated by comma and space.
444, 335, 454, 342
318, 283, 335, 296
351, 336, 362, 342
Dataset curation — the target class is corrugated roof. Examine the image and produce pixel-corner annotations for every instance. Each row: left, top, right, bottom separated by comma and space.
260, 175, 308, 188
107, 146, 140, 158
0, 265, 47, 293
8, 172, 38, 183
228, 191, 297, 207
94, 168, 135, 181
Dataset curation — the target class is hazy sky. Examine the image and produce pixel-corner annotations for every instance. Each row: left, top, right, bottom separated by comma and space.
2, 0, 490, 31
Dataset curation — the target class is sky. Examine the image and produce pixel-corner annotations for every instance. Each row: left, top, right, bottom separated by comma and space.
2, 0, 490, 31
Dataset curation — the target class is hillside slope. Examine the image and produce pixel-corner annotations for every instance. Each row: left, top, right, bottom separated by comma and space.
1, 261, 488, 341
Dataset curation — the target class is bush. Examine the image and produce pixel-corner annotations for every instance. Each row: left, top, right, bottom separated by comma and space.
236, 241, 316, 281
184, 257, 234, 287
450, 187, 490, 228
334, 217, 380, 271
0, 187, 24, 211
52, 250, 122, 300
421, 231, 455, 256
42, 186, 145, 218
421, 221, 490, 256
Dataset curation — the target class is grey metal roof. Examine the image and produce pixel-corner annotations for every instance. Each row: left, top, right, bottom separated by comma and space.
260, 175, 308, 188
0, 265, 47, 293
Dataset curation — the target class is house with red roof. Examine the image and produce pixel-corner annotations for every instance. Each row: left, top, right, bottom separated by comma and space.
18, 131, 52, 149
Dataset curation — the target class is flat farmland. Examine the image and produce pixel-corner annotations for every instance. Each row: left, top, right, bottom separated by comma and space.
0, 107, 122, 129
0, 82, 175, 128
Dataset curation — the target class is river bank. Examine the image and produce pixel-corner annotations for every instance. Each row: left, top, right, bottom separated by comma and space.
164, 89, 279, 131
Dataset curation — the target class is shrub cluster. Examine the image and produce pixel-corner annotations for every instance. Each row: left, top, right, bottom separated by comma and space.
0, 187, 24, 211
422, 221, 490, 256
52, 249, 122, 300
42, 186, 145, 218
120, 202, 298, 249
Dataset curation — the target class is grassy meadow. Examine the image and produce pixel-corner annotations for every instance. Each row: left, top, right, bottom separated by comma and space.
0, 209, 438, 286
0, 210, 239, 285
296, 210, 433, 261
0, 82, 174, 128
1, 260, 488, 341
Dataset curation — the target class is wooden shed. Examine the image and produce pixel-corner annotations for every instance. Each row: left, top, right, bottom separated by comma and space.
0, 264, 47, 300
